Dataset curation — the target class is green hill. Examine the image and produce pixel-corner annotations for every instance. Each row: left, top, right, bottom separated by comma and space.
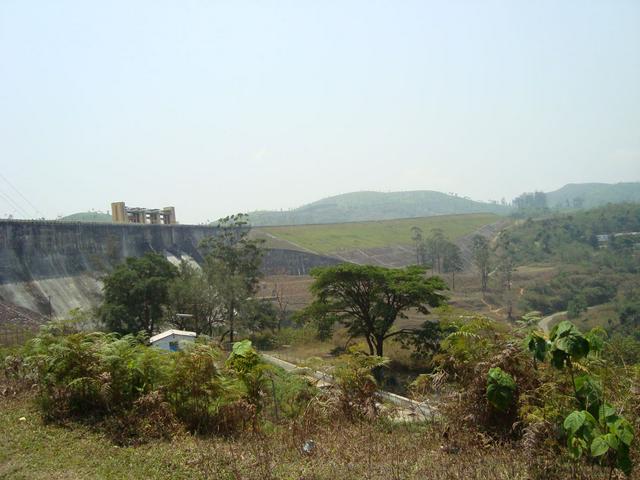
248, 191, 510, 226
255, 212, 500, 255
546, 182, 640, 209
60, 212, 112, 223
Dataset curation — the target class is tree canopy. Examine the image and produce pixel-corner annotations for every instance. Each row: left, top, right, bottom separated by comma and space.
300, 263, 447, 356
100, 252, 178, 335
200, 213, 266, 343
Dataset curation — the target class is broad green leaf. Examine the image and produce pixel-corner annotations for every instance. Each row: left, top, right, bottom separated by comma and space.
590, 435, 609, 457
612, 419, 634, 446
564, 411, 586, 436
603, 433, 619, 450
550, 349, 568, 369
551, 320, 575, 340
486, 367, 516, 411
598, 402, 616, 423
575, 375, 603, 413
524, 332, 548, 362
231, 339, 254, 358
554, 334, 589, 359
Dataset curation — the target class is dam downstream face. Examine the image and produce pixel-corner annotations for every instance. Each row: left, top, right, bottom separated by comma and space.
0, 220, 217, 316
0, 220, 340, 317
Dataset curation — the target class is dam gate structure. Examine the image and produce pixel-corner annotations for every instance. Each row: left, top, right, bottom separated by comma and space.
111, 202, 177, 225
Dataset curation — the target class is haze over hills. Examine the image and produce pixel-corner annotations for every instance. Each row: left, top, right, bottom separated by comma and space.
247, 190, 510, 226
56, 182, 640, 226
249, 182, 640, 226
545, 182, 640, 209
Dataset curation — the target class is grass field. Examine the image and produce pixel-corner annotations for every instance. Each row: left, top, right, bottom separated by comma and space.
255, 213, 500, 254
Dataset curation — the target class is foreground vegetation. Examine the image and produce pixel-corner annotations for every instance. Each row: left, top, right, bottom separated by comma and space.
0, 393, 587, 480
2, 311, 638, 479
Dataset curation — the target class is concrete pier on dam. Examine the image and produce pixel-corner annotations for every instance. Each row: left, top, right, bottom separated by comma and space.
0, 220, 339, 318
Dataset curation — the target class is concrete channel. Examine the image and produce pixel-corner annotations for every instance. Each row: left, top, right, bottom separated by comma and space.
261, 352, 437, 421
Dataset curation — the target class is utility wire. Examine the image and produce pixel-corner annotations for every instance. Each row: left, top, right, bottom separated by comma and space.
0, 173, 44, 217
0, 188, 30, 217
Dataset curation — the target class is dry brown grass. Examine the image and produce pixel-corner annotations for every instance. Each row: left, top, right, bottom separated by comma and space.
2, 385, 633, 480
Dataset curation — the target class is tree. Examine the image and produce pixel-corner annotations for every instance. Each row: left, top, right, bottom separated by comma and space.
513, 191, 548, 212
494, 230, 516, 292
166, 260, 221, 335
100, 253, 178, 335
442, 241, 463, 290
471, 235, 491, 293
200, 214, 265, 344
567, 296, 587, 319
300, 264, 447, 357
494, 231, 517, 320
238, 298, 279, 333
424, 228, 447, 273
272, 282, 289, 331
410, 226, 425, 265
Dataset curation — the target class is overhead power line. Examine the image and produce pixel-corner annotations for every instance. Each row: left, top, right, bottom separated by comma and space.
0, 188, 30, 217
0, 173, 44, 217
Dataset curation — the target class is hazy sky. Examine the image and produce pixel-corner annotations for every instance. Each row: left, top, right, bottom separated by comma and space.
1, 1, 639, 223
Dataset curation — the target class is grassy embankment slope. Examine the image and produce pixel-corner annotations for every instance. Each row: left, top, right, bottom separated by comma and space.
255, 213, 500, 255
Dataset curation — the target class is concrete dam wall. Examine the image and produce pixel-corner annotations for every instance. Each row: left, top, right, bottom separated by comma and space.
0, 220, 340, 317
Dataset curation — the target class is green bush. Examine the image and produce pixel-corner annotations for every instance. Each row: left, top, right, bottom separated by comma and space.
167, 343, 246, 433
23, 328, 165, 418
486, 367, 516, 412
523, 320, 636, 476
332, 349, 388, 419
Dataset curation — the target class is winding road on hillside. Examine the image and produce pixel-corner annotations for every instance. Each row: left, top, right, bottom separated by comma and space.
538, 306, 598, 333
538, 311, 566, 333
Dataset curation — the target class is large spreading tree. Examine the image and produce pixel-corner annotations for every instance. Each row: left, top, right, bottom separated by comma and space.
100, 252, 178, 335
300, 264, 447, 357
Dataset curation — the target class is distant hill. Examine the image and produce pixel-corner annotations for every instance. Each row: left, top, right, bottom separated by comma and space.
247, 191, 510, 226
546, 182, 640, 210
60, 212, 112, 223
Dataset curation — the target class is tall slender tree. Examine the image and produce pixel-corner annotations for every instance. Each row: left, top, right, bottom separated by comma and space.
442, 241, 463, 290
410, 226, 425, 265
200, 214, 265, 344
494, 230, 517, 320
471, 235, 491, 293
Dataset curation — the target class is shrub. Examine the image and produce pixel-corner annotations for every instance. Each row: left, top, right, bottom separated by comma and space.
332, 349, 388, 419
523, 320, 636, 476
167, 343, 245, 433
19, 326, 256, 437
486, 367, 516, 412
